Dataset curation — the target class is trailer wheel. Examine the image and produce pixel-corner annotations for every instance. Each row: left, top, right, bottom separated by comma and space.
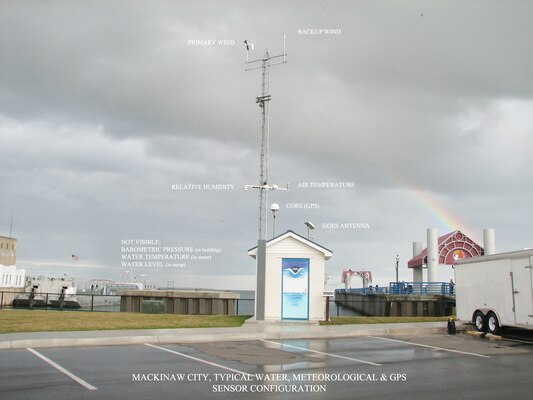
486, 312, 501, 335
473, 311, 486, 332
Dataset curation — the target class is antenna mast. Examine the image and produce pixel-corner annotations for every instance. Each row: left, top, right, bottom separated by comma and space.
244, 34, 288, 241
243, 34, 288, 321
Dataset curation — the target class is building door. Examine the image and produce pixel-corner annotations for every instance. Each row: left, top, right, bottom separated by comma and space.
511, 258, 533, 326
282, 258, 309, 320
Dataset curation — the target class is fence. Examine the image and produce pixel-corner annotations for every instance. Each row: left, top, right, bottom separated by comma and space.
0, 290, 121, 312
2, 291, 359, 318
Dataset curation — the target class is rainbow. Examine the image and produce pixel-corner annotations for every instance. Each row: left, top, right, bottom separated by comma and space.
407, 189, 461, 231
384, 171, 479, 241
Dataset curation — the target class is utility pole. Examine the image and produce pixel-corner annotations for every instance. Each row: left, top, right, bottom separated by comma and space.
243, 35, 288, 320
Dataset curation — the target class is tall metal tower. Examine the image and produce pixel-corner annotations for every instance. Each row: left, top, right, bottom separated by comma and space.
244, 35, 288, 320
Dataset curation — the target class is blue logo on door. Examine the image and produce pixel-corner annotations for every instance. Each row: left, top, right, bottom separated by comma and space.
282, 258, 309, 320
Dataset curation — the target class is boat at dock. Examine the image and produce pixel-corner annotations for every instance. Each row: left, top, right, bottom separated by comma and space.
12, 276, 80, 309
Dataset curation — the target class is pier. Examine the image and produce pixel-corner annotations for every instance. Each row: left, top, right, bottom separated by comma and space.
335, 282, 455, 317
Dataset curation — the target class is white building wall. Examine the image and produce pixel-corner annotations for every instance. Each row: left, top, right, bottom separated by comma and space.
264, 236, 327, 321
0, 265, 26, 288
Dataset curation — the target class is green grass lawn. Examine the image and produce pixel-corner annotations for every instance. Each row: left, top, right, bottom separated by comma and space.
321, 316, 453, 325
0, 310, 251, 334
0, 310, 453, 333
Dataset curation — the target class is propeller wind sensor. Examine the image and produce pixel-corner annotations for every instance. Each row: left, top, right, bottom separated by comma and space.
244, 40, 254, 61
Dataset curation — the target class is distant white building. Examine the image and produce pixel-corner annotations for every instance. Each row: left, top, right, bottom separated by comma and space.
0, 235, 17, 266
0, 265, 25, 288
0, 235, 25, 288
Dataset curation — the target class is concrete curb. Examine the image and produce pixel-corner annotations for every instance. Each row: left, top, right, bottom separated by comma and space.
0, 324, 447, 350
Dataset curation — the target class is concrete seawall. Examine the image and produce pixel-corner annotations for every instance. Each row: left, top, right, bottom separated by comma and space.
335, 292, 455, 317
118, 290, 240, 315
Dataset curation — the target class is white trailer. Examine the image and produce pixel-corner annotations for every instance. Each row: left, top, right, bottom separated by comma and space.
455, 249, 533, 334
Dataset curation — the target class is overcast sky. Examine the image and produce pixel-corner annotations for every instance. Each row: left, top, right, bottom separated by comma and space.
1, 0, 532, 290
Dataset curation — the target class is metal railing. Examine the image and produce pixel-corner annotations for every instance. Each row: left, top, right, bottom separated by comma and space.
337, 287, 389, 295
389, 281, 454, 295
337, 282, 455, 296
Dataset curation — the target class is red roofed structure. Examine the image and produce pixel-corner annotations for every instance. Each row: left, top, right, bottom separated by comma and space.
408, 230, 484, 269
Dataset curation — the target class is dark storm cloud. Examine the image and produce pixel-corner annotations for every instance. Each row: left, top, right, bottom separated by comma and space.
1, 0, 532, 288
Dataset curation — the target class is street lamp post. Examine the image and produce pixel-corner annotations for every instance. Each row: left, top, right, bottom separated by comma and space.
270, 203, 279, 238
395, 254, 399, 284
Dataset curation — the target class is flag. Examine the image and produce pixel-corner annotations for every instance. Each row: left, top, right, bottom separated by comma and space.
71, 254, 79, 261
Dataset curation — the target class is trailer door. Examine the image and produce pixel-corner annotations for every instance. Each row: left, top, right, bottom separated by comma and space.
511, 258, 533, 327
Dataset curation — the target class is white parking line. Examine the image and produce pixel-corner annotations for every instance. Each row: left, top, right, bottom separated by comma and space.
369, 336, 491, 358
26, 348, 97, 391
144, 343, 252, 376
260, 339, 382, 366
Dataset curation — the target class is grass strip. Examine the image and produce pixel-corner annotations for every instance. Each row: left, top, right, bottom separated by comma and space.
321, 316, 453, 325
0, 309, 251, 334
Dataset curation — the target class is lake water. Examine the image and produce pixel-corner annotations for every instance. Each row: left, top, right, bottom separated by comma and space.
234, 289, 360, 317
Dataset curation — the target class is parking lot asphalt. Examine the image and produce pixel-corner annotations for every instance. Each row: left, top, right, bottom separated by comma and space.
0, 334, 531, 400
